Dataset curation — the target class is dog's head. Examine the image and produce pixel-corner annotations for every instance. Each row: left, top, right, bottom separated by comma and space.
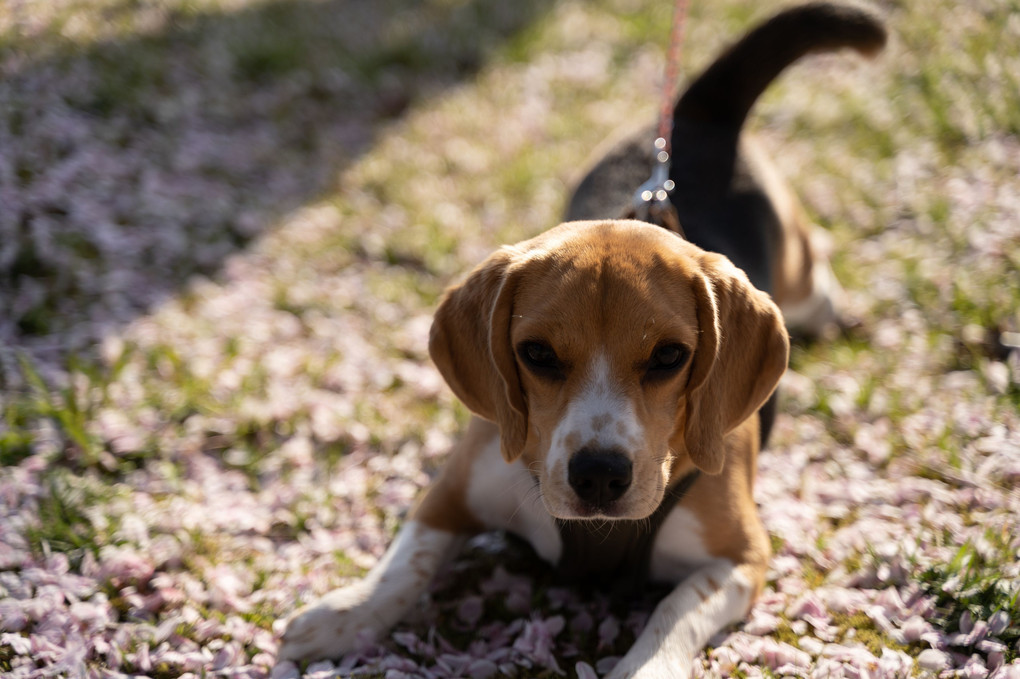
429, 220, 789, 520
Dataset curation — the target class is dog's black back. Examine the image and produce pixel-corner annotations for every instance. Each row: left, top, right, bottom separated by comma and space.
565, 1, 886, 294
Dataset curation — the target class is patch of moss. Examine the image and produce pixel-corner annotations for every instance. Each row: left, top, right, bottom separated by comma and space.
801, 563, 828, 590
773, 619, 803, 648
832, 611, 911, 657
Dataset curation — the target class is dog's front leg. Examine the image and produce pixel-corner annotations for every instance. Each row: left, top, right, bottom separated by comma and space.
278, 419, 510, 662
277, 519, 463, 662
607, 560, 762, 679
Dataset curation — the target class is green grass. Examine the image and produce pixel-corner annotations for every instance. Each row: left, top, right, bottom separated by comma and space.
22, 470, 126, 570
919, 538, 1020, 662
9, 355, 102, 468
0, 395, 38, 466
2, 0, 1019, 674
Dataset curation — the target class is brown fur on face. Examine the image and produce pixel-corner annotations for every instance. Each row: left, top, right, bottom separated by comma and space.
429, 219, 789, 520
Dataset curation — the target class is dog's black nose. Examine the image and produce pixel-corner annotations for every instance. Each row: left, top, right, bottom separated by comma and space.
568, 448, 632, 507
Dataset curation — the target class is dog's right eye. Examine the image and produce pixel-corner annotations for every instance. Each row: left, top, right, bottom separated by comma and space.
517, 341, 563, 376
644, 343, 689, 380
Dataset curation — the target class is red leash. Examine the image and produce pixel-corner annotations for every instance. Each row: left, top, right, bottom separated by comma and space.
632, 0, 690, 219
658, 0, 690, 154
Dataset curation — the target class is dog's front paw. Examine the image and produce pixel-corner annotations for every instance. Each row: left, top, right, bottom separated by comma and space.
277, 584, 379, 662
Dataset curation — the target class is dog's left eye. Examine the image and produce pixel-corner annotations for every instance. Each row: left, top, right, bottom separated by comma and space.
647, 344, 688, 374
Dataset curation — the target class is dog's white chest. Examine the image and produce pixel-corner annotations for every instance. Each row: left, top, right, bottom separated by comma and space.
648, 505, 714, 583
465, 435, 563, 564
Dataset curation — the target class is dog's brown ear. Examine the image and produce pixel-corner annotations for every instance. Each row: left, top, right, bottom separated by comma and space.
681, 252, 790, 474
429, 248, 528, 462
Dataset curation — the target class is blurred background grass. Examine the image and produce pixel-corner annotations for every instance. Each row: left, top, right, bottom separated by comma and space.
1, 0, 1019, 674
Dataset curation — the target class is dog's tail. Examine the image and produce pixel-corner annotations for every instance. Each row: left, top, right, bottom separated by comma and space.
674, 2, 886, 131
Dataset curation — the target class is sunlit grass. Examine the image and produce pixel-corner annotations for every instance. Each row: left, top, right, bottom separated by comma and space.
2, 0, 1019, 675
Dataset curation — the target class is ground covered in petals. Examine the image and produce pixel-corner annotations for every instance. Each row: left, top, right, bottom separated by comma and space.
1, 0, 1018, 678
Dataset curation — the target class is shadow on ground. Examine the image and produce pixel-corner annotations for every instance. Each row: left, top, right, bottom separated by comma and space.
0, 0, 552, 382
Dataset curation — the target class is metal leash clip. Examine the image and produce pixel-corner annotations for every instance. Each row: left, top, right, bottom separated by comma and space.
631, 137, 676, 222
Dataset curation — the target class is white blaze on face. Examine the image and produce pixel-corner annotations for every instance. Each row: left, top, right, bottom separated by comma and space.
546, 352, 644, 482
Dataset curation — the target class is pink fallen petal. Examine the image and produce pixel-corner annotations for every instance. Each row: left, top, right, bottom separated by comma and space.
711, 647, 741, 674
988, 612, 1011, 636
212, 641, 244, 671
545, 615, 565, 637
990, 663, 1020, 679
788, 592, 827, 621
820, 644, 877, 666
798, 636, 825, 656
918, 649, 951, 672
842, 664, 868, 679
393, 631, 421, 653
467, 659, 498, 679
337, 652, 362, 673
598, 616, 620, 648
760, 639, 811, 670
961, 654, 990, 679
879, 648, 915, 678
970, 621, 991, 644
811, 658, 846, 679
774, 663, 809, 677
743, 610, 779, 636
505, 589, 530, 614
378, 656, 417, 673
571, 609, 594, 634
950, 621, 990, 649
512, 617, 564, 674
135, 643, 152, 673
874, 587, 907, 618
457, 596, 484, 626
900, 615, 932, 644
803, 614, 833, 634
437, 654, 471, 676
98, 545, 155, 586
305, 660, 335, 675
0, 600, 28, 632
729, 633, 764, 663
596, 656, 620, 675
921, 630, 947, 649
867, 606, 896, 638
1, 632, 31, 655
575, 661, 598, 679
545, 588, 573, 609
978, 640, 1007, 654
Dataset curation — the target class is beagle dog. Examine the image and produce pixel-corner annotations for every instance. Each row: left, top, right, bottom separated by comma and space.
279, 3, 885, 677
